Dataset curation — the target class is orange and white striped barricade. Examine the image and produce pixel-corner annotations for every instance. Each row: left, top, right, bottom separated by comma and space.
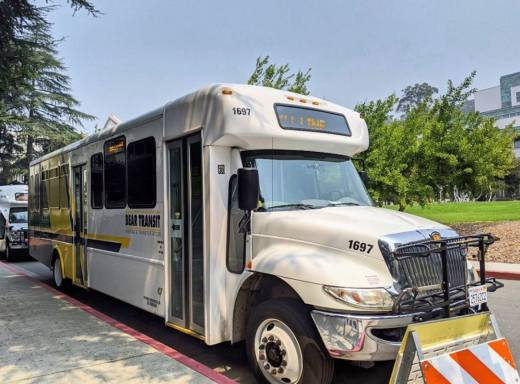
389, 312, 519, 384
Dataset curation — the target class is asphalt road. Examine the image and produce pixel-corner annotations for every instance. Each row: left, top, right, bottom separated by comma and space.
7, 259, 520, 383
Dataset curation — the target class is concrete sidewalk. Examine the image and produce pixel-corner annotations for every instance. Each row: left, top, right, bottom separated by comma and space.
0, 262, 233, 384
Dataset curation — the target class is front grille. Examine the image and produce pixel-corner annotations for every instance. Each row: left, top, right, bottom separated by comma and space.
381, 238, 468, 298
395, 240, 467, 296
380, 233, 499, 316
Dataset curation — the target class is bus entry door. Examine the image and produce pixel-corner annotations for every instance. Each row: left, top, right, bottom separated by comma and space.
166, 134, 204, 335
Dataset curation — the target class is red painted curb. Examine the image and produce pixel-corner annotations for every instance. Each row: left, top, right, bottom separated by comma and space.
0, 261, 236, 384
479, 269, 520, 281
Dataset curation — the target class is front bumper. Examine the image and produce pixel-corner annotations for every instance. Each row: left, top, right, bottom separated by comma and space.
311, 310, 416, 361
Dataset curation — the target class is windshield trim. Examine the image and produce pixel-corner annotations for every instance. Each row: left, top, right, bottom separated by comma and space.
241, 149, 351, 163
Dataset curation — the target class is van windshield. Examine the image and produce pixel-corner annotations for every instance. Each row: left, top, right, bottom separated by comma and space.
242, 151, 373, 210
9, 207, 28, 223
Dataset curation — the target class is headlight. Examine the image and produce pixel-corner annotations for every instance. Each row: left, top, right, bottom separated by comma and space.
323, 286, 394, 310
9, 231, 21, 241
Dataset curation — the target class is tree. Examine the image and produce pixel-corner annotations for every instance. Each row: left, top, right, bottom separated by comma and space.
356, 72, 516, 209
504, 159, 520, 198
16, 16, 92, 171
396, 82, 438, 114
0, 1, 97, 182
247, 55, 312, 95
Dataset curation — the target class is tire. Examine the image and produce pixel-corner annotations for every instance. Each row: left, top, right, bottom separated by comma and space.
5, 241, 15, 262
246, 299, 334, 384
52, 256, 70, 290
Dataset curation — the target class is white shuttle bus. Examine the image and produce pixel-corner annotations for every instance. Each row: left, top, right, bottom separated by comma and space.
29, 84, 498, 384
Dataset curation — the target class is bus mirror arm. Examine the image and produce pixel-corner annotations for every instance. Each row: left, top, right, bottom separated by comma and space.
238, 212, 251, 234
237, 168, 259, 212
353, 157, 368, 186
359, 170, 369, 186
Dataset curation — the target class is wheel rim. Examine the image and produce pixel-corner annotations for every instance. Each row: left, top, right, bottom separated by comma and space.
254, 318, 303, 384
54, 258, 63, 287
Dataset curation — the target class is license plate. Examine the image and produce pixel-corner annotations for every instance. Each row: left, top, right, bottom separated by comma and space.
468, 285, 487, 307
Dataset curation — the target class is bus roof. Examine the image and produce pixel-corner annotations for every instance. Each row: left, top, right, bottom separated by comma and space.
31, 84, 368, 165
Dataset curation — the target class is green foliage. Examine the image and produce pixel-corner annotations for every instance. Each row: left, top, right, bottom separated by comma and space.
0, 1, 97, 182
247, 55, 311, 95
356, 72, 516, 210
504, 159, 520, 198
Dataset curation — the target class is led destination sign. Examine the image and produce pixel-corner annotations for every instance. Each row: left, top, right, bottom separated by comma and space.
275, 105, 351, 136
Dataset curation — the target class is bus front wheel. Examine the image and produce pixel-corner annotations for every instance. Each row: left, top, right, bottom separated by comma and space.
52, 256, 70, 290
246, 299, 334, 384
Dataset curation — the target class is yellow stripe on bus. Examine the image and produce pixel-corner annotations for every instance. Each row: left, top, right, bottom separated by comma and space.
85, 233, 131, 248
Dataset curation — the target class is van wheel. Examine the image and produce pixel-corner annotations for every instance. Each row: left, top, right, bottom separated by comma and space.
5, 241, 15, 262
52, 256, 70, 290
246, 299, 334, 384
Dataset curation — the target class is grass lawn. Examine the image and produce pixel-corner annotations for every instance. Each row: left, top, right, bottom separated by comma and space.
398, 201, 520, 224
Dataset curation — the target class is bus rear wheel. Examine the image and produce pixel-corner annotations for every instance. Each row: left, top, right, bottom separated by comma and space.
246, 299, 334, 384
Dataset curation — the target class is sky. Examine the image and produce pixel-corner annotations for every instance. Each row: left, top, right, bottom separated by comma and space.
48, 0, 520, 133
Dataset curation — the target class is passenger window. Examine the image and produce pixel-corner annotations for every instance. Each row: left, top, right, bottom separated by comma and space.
104, 136, 126, 209
35, 173, 40, 210
41, 169, 48, 209
59, 165, 69, 208
91, 153, 103, 209
227, 174, 246, 273
127, 137, 156, 208
49, 169, 59, 208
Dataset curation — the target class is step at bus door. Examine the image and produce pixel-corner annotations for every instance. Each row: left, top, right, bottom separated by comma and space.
166, 133, 204, 336
72, 164, 88, 287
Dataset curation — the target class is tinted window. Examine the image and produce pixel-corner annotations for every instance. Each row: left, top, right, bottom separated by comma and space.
127, 137, 156, 208
41, 170, 48, 209
59, 165, 69, 208
91, 153, 103, 209
104, 136, 126, 209
515, 139, 520, 149
9, 207, 27, 223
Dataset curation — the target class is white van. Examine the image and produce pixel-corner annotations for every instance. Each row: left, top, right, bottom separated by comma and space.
29, 85, 499, 384
0, 184, 29, 261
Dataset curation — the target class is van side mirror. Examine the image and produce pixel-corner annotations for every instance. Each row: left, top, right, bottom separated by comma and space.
238, 168, 259, 211
359, 170, 369, 186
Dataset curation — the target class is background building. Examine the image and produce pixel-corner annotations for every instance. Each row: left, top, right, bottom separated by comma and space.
464, 72, 520, 157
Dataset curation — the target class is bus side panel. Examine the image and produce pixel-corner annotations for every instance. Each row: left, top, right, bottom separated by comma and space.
86, 118, 165, 317
29, 151, 74, 273
205, 145, 243, 345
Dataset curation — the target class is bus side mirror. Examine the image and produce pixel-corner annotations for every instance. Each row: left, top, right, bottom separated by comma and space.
238, 168, 259, 211
359, 170, 369, 186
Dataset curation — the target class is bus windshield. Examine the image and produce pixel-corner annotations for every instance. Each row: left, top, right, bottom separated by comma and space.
9, 207, 28, 223
242, 151, 373, 210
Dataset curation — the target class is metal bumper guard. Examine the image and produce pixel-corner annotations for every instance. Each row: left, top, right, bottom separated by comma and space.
311, 310, 415, 361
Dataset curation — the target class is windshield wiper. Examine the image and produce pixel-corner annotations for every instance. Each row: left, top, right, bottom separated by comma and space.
268, 203, 316, 210
326, 202, 360, 207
